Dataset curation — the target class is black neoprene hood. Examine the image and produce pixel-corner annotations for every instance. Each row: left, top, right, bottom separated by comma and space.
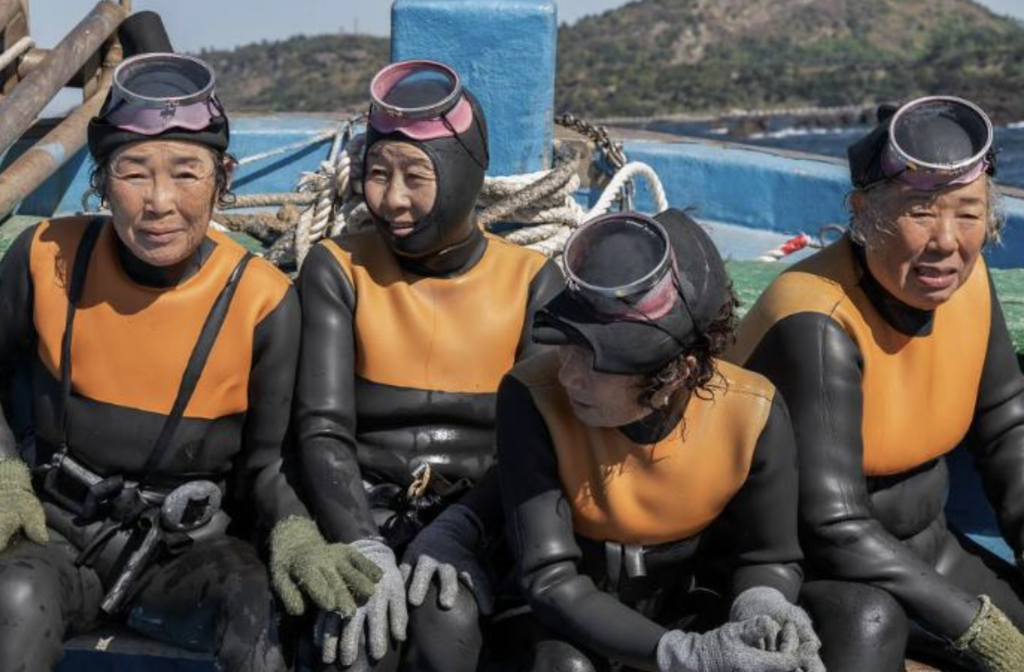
534, 208, 730, 375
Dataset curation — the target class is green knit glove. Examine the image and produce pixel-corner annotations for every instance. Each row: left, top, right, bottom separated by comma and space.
953, 595, 1024, 672
269, 516, 383, 617
0, 459, 48, 553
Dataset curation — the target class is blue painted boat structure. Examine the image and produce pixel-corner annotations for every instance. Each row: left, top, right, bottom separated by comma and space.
0, 0, 1018, 668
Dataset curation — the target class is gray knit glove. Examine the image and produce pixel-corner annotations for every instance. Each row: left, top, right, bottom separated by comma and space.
317, 538, 408, 666
0, 459, 48, 553
399, 504, 494, 616
657, 616, 805, 672
730, 586, 825, 672
953, 595, 1024, 672
269, 517, 382, 617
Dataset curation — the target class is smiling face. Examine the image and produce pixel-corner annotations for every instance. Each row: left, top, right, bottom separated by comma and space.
854, 177, 989, 310
106, 140, 225, 267
363, 141, 439, 240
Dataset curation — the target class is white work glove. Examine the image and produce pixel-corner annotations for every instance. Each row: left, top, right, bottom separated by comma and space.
657, 616, 806, 672
316, 538, 407, 666
730, 586, 825, 672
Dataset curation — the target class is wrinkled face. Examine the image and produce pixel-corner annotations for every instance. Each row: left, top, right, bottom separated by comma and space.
106, 140, 224, 267
557, 344, 685, 429
856, 178, 988, 310
364, 141, 438, 239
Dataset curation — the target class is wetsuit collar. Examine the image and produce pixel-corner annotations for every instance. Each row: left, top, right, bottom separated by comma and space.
618, 395, 687, 444
114, 226, 215, 288
395, 225, 487, 278
852, 242, 935, 337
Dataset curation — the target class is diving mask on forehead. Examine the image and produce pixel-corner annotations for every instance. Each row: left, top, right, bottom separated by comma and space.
859, 96, 995, 192
563, 213, 685, 323
105, 53, 225, 136
368, 59, 474, 140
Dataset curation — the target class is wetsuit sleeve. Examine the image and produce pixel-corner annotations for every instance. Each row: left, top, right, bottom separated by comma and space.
294, 243, 377, 543
453, 259, 564, 540
516, 259, 564, 360
744, 313, 980, 639
966, 275, 1024, 558
497, 375, 665, 671
0, 226, 37, 460
241, 284, 311, 532
711, 393, 804, 602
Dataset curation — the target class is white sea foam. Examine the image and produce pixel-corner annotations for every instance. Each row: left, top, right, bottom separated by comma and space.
747, 126, 862, 140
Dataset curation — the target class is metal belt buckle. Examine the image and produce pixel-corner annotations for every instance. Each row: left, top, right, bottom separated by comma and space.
160, 480, 222, 532
42, 449, 123, 520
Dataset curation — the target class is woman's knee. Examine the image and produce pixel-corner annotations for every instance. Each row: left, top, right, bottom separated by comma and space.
802, 580, 908, 672
405, 585, 482, 672
0, 555, 63, 624
529, 640, 598, 672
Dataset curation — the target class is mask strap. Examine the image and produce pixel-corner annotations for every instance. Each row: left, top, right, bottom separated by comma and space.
441, 113, 487, 171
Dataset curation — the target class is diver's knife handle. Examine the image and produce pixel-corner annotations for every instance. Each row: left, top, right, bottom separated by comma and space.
101, 517, 162, 615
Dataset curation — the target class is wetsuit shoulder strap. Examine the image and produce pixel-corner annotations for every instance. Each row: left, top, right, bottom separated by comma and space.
139, 251, 254, 486
58, 217, 106, 448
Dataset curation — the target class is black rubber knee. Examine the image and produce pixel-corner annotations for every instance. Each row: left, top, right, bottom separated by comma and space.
405, 584, 482, 672
128, 537, 286, 672
530, 640, 598, 672
0, 556, 68, 672
802, 580, 908, 672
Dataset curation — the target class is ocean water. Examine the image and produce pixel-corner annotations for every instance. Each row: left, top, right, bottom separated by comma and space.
628, 121, 1024, 190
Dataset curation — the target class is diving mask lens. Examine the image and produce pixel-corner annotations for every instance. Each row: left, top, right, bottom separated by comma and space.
563, 213, 680, 322
881, 96, 994, 191
106, 53, 222, 135
368, 60, 474, 139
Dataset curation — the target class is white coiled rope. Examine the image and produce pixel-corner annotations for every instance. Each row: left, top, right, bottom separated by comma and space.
282, 128, 669, 267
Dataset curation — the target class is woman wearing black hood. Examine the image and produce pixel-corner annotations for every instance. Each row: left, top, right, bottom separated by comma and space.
0, 13, 381, 672
493, 210, 824, 672
295, 60, 563, 671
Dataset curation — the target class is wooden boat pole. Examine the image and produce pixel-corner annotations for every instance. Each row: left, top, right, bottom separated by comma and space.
0, 68, 111, 220
0, 0, 124, 158
0, 0, 22, 34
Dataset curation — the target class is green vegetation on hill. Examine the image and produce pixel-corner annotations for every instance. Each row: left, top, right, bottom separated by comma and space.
555, 0, 1024, 120
200, 34, 389, 113
198, 0, 1024, 122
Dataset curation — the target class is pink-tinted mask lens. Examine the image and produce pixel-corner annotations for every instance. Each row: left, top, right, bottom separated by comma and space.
106, 98, 221, 135
369, 95, 473, 140
882, 143, 990, 191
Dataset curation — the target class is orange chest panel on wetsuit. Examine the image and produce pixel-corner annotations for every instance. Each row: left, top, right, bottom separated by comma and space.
512, 352, 773, 546
730, 237, 991, 476
323, 230, 549, 394
29, 217, 289, 419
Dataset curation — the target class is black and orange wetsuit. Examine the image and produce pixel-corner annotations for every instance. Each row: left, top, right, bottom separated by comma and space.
730, 235, 1024, 669
295, 224, 563, 544
495, 351, 803, 669
0, 216, 308, 672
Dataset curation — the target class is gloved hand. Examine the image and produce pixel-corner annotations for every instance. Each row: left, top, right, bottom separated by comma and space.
953, 594, 1024, 672
317, 538, 407, 666
399, 503, 494, 616
269, 516, 382, 617
0, 458, 48, 553
730, 586, 825, 672
656, 616, 805, 672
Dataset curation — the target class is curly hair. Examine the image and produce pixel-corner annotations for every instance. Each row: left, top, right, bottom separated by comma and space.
636, 283, 740, 411
88, 146, 237, 209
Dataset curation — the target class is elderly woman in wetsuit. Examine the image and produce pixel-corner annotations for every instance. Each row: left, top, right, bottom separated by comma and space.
0, 17, 380, 672
730, 96, 1024, 672
294, 60, 563, 671
494, 209, 825, 672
